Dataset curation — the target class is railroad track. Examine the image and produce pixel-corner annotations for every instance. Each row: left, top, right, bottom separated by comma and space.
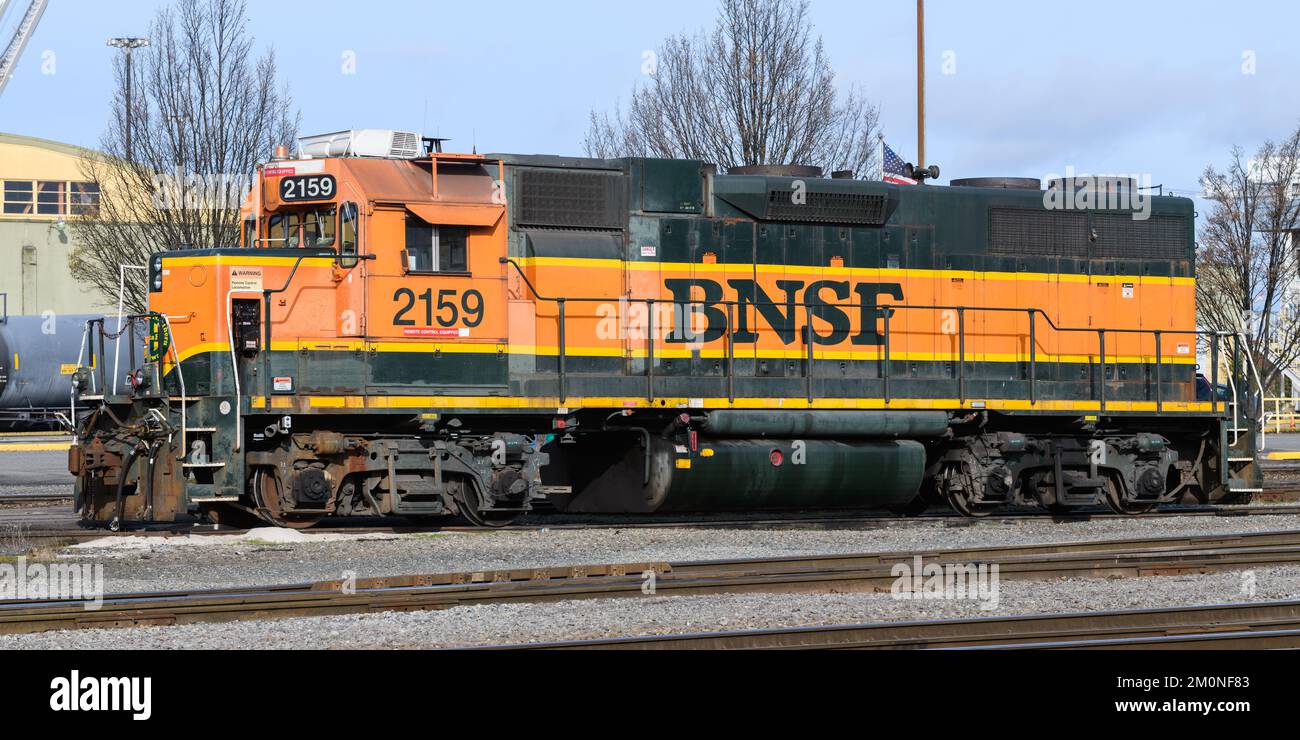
499, 600, 1300, 650
0, 493, 72, 507
5, 528, 1300, 636
9, 502, 1300, 547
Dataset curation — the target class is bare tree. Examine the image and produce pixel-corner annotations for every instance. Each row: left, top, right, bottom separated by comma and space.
584, 0, 880, 177
1196, 127, 1300, 393
70, 0, 299, 312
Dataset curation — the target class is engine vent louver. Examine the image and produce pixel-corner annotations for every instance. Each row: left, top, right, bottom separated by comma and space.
1091, 213, 1190, 260
989, 208, 1190, 260
989, 209, 1091, 257
766, 190, 887, 225
516, 169, 625, 230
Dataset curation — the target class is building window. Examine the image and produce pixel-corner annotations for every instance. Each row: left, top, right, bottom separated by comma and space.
70, 182, 100, 216
37, 181, 67, 215
404, 215, 468, 273
3, 181, 33, 215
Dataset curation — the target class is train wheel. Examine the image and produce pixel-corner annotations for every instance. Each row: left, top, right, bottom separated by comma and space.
941, 466, 996, 518
1103, 477, 1156, 515
458, 483, 518, 528
253, 468, 324, 530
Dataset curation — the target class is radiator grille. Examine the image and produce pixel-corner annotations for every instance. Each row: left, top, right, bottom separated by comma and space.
1092, 213, 1190, 260
516, 169, 625, 230
766, 190, 887, 225
989, 209, 1090, 257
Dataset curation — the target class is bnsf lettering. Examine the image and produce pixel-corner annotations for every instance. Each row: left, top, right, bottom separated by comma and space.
663, 279, 903, 346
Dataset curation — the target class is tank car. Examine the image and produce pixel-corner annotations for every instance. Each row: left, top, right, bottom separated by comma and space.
0, 312, 102, 429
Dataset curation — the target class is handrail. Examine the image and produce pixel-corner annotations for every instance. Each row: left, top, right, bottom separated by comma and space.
1240, 332, 1267, 449
499, 257, 1235, 409
500, 257, 1216, 339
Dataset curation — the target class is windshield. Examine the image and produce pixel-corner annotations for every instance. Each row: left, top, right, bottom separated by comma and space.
265, 207, 336, 248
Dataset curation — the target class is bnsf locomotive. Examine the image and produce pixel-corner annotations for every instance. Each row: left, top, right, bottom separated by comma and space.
69, 129, 1262, 528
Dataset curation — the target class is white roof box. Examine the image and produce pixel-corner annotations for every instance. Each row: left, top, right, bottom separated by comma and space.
298, 129, 422, 159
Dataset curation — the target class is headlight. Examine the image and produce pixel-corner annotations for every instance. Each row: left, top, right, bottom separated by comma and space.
150, 257, 164, 291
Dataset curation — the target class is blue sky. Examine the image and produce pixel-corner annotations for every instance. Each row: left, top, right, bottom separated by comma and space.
2, 0, 1298, 194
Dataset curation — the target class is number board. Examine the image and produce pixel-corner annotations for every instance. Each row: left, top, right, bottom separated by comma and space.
279, 174, 336, 203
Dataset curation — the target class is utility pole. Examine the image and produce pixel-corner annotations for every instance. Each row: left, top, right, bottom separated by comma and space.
106, 37, 149, 161
916, 0, 925, 170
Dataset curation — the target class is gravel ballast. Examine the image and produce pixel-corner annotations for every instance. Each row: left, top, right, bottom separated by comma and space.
4, 514, 1300, 649
40, 514, 1300, 595
2, 564, 1297, 650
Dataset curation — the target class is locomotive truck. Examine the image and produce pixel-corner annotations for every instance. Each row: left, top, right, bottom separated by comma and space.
68, 129, 1262, 529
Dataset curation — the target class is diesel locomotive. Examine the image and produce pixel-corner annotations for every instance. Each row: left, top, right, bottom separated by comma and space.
68, 129, 1262, 528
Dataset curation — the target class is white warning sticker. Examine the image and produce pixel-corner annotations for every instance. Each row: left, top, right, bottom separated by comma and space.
230, 268, 264, 293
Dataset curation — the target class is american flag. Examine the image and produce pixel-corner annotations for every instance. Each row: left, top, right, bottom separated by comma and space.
882, 141, 917, 185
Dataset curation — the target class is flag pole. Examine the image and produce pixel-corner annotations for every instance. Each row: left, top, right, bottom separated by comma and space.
917, 0, 926, 170
878, 133, 885, 181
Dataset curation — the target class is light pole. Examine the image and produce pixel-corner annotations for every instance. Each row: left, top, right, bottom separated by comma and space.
106, 37, 149, 161
916, 0, 925, 172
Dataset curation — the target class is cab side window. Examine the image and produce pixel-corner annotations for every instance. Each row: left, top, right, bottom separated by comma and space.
404, 214, 468, 273
340, 202, 359, 268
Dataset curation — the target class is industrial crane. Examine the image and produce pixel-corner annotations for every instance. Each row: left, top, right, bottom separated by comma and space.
0, 0, 49, 99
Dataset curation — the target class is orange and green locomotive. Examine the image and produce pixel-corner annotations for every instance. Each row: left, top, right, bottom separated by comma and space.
69, 130, 1262, 528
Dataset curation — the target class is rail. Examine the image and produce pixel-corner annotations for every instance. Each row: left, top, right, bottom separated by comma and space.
501, 257, 1245, 414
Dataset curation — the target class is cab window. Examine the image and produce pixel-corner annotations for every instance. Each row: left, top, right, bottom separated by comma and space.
266, 213, 295, 246
404, 214, 467, 273
340, 202, 359, 268
242, 217, 255, 247
302, 207, 336, 248
265, 208, 336, 248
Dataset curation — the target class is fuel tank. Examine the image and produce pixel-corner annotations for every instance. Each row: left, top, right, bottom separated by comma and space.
701, 410, 949, 438
554, 436, 927, 513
